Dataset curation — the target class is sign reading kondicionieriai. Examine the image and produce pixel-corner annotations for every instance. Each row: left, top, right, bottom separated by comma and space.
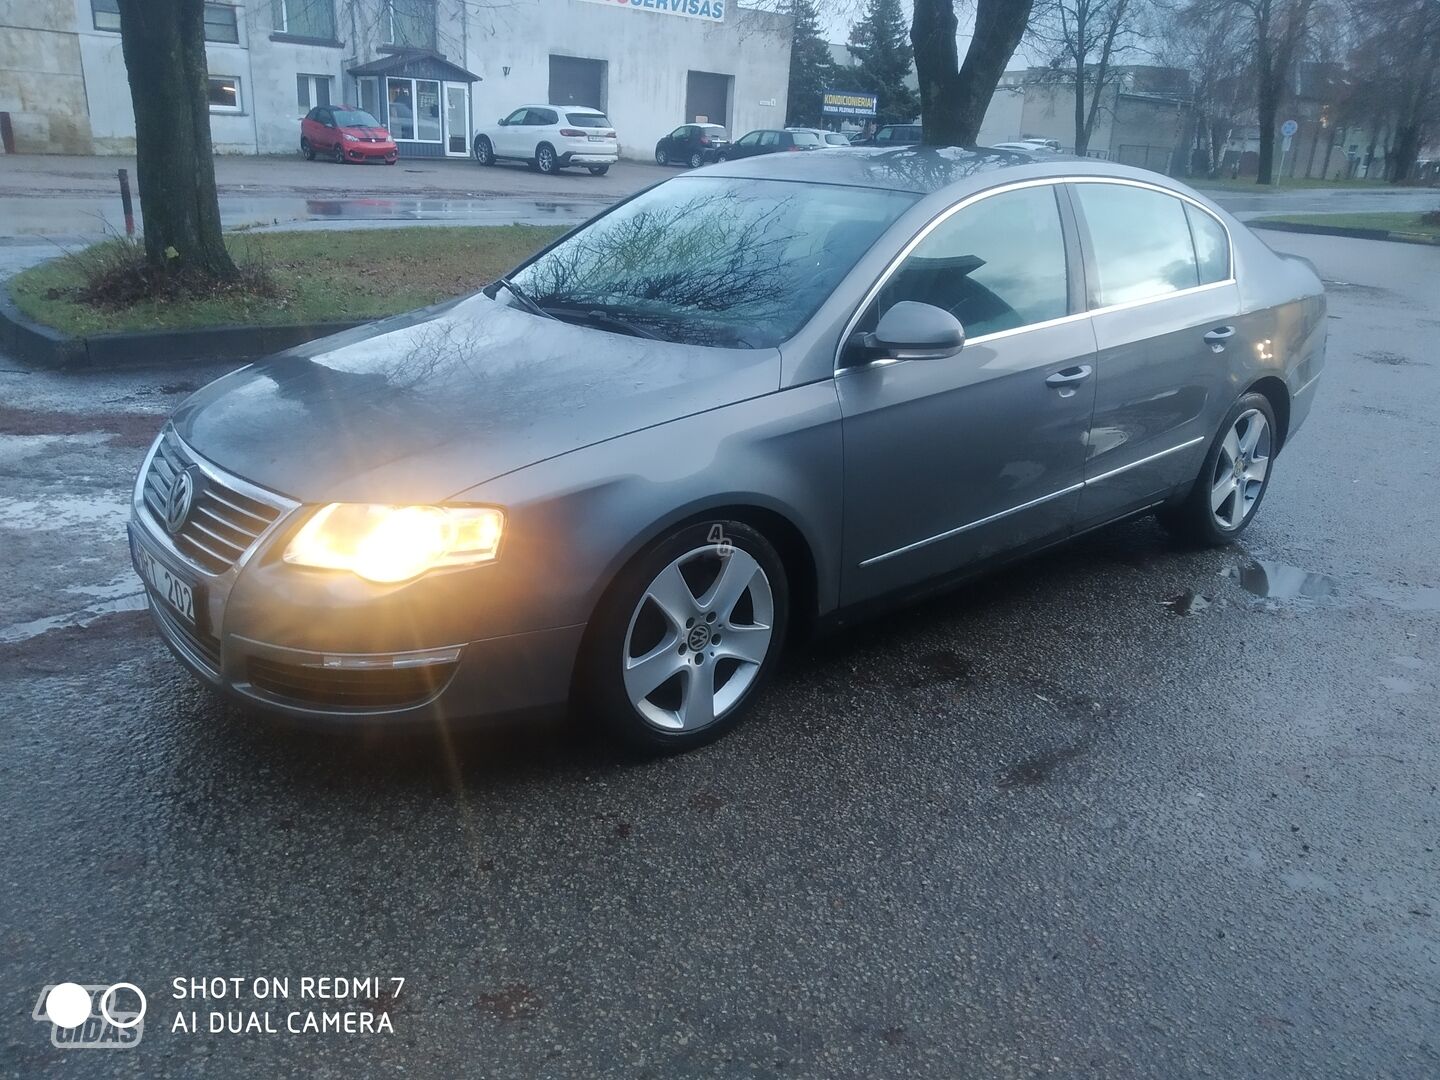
821, 90, 878, 118
580, 0, 726, 22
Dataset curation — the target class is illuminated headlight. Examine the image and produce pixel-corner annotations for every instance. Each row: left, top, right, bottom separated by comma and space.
283, 504, 504, 583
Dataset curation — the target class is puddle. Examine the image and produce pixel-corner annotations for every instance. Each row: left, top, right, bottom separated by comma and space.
1162, 590, 1210, 615
1225, 560, 1336, 601
996, 740, 1089, 788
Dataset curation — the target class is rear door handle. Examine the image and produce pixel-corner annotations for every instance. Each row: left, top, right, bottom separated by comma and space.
1204, 326, 1236, 351
1045, 364, 1093, 388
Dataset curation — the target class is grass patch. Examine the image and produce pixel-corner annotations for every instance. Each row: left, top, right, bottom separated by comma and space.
1251, 211, 1440, 243
1191, 176, 1391, 193
9, 225, 568, 336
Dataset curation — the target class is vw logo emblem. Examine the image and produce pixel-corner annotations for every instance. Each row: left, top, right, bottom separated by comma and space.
165, 468, 197, 534
687, 624, 712, 651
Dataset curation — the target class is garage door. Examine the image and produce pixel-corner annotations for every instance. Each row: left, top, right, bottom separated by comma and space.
549, 56, 606, 110
685, 71, 732, 127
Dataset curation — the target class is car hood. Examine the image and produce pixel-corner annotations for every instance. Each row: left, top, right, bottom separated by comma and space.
342, 125, 391, 140
172, 294, 780, 504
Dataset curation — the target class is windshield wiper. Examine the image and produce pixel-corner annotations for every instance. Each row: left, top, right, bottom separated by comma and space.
493, 276, 553, 321
540, 305, 664, 341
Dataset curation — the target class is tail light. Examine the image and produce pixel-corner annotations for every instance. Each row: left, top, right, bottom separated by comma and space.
559, 128, 585, 137
605, 130, 615, 138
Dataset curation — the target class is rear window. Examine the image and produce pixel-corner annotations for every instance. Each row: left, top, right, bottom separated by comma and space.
566, 112, 611, 128
791, 131, 822, 146
700, 125, 728, 140
824, 133, 848, 145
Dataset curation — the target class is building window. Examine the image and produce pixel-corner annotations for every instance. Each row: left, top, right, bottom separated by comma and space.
357, 77, 381, 120
208, 75, 243, 113
385, 0, 436, 48
91, 0, 121, 32
297, 74, 332, 113
385, 77, 440, 141
204, 3, 240, 43
272, 0, 336, 40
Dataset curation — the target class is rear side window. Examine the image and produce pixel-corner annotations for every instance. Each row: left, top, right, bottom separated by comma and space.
1073, 183, 1200, 306
1185, 203, 1231, 284
566, 112, 610, 128
863, 184, 1070, 340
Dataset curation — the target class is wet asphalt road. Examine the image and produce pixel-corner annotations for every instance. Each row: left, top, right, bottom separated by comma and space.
1, 232, 1438, 1078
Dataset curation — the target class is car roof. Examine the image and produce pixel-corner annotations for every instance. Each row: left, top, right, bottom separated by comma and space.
703, 144, 1200, 199
522, 104, 605, 112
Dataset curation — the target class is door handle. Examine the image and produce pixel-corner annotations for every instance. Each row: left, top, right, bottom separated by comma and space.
1045, 364, 1093, 388
1203, 326, 1235, 352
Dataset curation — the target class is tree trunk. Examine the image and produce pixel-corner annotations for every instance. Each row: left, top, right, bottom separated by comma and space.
116, 0, 236, 279
913, 0, 1034, 146
1256, 61, 1278, 184
1389, 123, 1420, 184
1073, 59, 1089, 155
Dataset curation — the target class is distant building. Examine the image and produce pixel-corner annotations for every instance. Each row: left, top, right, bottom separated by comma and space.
0, 0, 793, 160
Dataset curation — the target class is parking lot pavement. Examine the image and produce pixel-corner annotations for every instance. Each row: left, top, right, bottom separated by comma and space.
1, 232, 1438, 1078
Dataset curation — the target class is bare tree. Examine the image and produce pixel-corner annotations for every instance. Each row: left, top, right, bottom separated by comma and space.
115, 0, 237, 280
912, 0, 1037, 145
1033, 0, 1148, 156
1344, 0, 1440, 182
1152, 0, 1253, 175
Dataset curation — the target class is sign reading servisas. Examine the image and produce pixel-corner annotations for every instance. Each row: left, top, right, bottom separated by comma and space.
580, 0, 725, 22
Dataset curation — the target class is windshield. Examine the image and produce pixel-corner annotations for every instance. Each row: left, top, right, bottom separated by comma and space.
501, 177, 917, 348
334, 110, 381, 128
566, 112, 611, 128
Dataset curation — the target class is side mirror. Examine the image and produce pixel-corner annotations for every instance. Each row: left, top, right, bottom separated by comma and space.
497, 116, 507, 125
854, 301, 965, 362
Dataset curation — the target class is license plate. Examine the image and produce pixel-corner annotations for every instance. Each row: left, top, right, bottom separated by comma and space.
132, 534, 195, 624
588, 135, 605, 142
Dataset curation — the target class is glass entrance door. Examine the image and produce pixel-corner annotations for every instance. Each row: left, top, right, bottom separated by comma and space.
444, 83, 469, 157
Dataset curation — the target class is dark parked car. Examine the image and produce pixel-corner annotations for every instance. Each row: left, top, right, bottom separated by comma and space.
727, 128, 824, 159
786, 127, 852, 147
129, 148, 1324, 753
654, 124, 730, 168
853, 123, 923, 147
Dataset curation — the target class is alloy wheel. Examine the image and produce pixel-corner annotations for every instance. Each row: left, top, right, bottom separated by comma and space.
622, 545, 774, 732
655, 148, 667, 165
537, 145, 555, 173
1209, 408, 1271, 529
689, 151, 703, 168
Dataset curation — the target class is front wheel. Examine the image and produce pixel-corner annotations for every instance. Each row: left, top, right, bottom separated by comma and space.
535, 143, 560, 174
588, 165, 610, 176
577, 521, 789, 755
655, 146, 668, 166
301, 137, 315, 161
473, 135, 494, 166
332, 143, 345, 164
1158, 391, 1278, 546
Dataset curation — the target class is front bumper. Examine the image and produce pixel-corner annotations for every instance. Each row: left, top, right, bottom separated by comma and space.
128, 432, 584, 725
345, 143, 398, 162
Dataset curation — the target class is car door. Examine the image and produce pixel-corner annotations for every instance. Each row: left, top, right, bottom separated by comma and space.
1066, 180, 1240, 528
312, 107, 337, 151
731, 131, 761, 159
495, 107, 528, 157
837, 182, 1097, 604
757, 130, 780, 156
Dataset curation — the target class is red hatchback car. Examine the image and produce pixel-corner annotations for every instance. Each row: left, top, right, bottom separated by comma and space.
301, 105, 398, 164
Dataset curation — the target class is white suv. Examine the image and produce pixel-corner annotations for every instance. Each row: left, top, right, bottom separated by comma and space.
472, 105, 619, 176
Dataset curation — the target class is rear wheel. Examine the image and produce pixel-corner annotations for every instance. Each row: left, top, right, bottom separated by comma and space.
578, 521, 788, 754
1158, 391, 1277, 546
688, 150, 704, 168
301, 137, 315, 161
535, 143, 559, 174
473, 135, 494, 166
588, 165, 610, 176
655, 146, 668, 166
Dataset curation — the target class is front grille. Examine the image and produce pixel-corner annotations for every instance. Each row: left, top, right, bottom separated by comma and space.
142, 430, 285, 575
149, 598, 222, 676
246, 658, 457, 710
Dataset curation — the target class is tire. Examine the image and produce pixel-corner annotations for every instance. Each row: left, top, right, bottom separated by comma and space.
688, 151, 704, 168
577, 520, 789, 755
301, 137, 315, 161
715, 153, 728, 163
1158, 391, 1278, 546
535, 143, 559, 175
588, 165, 610, 176
655, 146, 668, 166
473, 135, 494, 166
332, 143, 345, 164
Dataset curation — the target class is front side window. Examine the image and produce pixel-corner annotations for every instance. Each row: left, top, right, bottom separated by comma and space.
91, 0, 121, 31
1074, 183, 1200, 306
1186, 203, 1231, 284
386, 0, 436, 47
759, 131, 778, 147
858, 184, 1069, 342
204, 3, 239, 43
504, 109, 530, 126
505, 177, 918, 349
735, 132, 760, 147
207, 75, 242, 112
273, 0, 336, 39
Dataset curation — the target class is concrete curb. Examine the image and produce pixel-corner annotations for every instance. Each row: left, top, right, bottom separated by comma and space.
1248, 219, 1440, 246
0, 282, 367, 370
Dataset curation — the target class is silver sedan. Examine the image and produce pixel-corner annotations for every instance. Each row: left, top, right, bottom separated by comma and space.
129, 147, 1326, 752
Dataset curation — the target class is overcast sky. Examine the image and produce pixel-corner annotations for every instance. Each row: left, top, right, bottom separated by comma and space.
817, 0, 1049, 70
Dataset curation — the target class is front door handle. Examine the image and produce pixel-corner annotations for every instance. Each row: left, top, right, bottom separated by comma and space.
1045, 364, 1093, 389
1203, 326, 1236, 352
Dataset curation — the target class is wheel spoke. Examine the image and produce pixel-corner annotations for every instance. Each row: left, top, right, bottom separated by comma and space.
1229, 484, 1248, 527
645, 563, 699, 629
623, 640, 684, 701
1244, 454, 1270, 483
1211, 474, 1236, 513
700, 549, 760, 623
677, 662, 716, 730
1239, 414, 1265, 455
1220, 426, 1241, 467
716, 624, 770, 665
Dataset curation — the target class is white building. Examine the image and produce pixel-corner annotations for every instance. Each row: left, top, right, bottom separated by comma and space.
0, 0, 793, 161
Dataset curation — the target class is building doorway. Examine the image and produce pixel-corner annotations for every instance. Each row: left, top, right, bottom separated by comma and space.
443, 82, 469, 156
548, 56, 607, 110
685, 71, 732, 127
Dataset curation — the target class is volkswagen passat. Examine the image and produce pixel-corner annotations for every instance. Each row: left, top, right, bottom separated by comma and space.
129, 148, 1325, 752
